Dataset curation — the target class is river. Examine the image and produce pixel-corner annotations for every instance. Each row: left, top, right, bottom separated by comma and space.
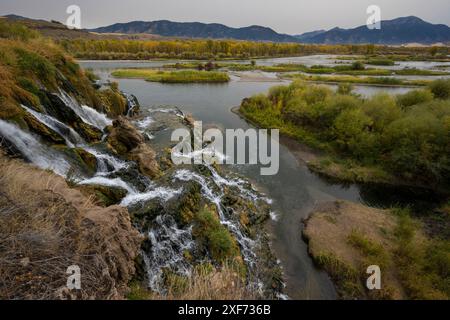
79, 58, 439, 299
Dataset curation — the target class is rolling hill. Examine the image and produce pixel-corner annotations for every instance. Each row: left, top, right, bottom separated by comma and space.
299, 16, 450, 45
90, 20, 298, 42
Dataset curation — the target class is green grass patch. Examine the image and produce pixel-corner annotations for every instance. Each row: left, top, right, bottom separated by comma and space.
193, 207, 241, 263
392, 208, 450, 299
112, 69, 230, 83
283, 73, 429, 86
365, 59, 395, 66
314, 252, 363, 299
347, 230, 389, 267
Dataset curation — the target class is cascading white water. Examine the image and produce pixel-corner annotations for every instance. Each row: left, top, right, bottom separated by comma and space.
58, 90, 112, 130
123, 92, 138, 117
133, 116, 154, 130
172, 168, 257, 267
0, 120, 71, 177
21, 105, 85, 148
5, 94, 278, 295
78, 176, 137, 194
121, 186, 182, 207
83, 147, 129, 175
17, 104, 176, 207
143, 214, 195, 293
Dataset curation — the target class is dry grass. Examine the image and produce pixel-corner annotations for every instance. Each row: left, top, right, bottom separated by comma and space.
128, 263, 255, 300
0, 153, 141, 300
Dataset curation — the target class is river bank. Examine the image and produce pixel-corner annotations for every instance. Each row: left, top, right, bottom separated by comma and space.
232, 106, 450, 196
303, 200, 449, 300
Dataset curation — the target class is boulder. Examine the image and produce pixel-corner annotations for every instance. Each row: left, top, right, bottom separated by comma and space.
129, 143, 160, 178
107, 116, 160, 178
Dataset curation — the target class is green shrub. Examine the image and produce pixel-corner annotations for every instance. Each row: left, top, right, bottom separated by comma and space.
337, 83, 354, 95
362, 93, 402, 132
397, 89, 434, 108
366, 59, 395, 66
333, 108, 374, 159
428, 79, 450, 100
193, 208, 240, 263
351, 61, 365, 70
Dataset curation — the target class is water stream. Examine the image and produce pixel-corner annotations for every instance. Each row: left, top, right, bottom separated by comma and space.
79, 58, 446, 299
1, 56, 441, 300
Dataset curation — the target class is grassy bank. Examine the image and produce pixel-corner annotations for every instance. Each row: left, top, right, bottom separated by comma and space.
303, 200, 450, 300
112, 69, 230, 83
282, 73, 429, 87
161, 60, 450, 76
238, 79, 450, 191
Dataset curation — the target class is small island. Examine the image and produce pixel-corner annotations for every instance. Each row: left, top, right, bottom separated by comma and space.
112, 69, 230, 83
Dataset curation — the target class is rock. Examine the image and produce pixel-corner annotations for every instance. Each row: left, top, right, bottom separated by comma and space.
108, 116, 145, 153
41, 92, 102, 142
184, 113, 195, 127
107, 116, 160, 178
123, 93, 140, 116
73, 148, 98, 173
129, 143, 160, 178
23, 112, 65, 144
78, 184, 127, 207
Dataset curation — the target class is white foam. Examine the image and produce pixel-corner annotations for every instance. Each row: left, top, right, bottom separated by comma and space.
58, 90, 112, 130
121, 187, 182, 206
21, 104, 85, 147
0, 119, 71, 177
78, 176, 136, 194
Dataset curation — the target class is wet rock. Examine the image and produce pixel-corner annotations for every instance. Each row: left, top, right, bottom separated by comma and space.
108, 116, 145, 153
41, 91, 102, 142
73, 148, 98, 173
23, 112, 65, 145
123, 93, 140, 117
184, 113, 195, 127
129, 143, 160, 178
78, 184, 127, 207
107, 116, 160, 178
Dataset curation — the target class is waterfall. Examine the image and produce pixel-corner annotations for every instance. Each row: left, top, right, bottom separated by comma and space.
58, 90, 112, 130
143, 214, 195, 293
0, 120, 71, 177
123, 92, 139, 117
21, 105, 85, 147
173, 169, 257, 267
121, 186, 182, 207
78, 176, 137, 194
20, 104, 136, 182
83, 147, 129, 175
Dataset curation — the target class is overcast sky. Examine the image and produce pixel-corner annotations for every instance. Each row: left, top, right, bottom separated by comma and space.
1, 0, 449, 34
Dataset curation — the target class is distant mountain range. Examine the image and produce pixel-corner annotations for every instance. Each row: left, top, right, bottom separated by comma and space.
91, 16, 450, 45
3, 14, 450, 45
300, 16, 450, 45
91, 20, 297, 42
